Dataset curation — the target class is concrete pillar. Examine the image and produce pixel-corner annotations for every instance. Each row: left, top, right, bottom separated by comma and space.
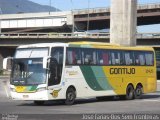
110, 0, 137, 46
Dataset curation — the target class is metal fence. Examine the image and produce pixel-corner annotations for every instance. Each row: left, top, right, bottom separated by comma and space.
0, 32, 110, 39
0, 32, 160, 39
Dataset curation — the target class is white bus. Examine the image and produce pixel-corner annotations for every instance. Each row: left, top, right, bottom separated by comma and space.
3, 42, 157, 105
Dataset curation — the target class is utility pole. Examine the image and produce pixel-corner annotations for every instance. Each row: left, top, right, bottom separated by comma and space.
70, 0, 75, 33
87, 0, 90, 31
110, 0, 137, 46
49, 0, 51, 15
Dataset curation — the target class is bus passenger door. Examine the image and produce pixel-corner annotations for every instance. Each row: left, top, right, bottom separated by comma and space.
48, 47, 64, 95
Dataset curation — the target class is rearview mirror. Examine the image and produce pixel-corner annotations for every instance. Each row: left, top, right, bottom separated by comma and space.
3, 57, 13, 70
43, 56, 51, 69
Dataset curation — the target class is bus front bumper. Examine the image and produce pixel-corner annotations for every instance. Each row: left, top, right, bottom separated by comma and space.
10, 90, 49, 101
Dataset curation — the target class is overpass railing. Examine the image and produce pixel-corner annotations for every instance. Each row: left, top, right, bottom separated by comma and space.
0, 32, 160, 39
0, 32, 110, 39
73, 3, 160, 14
137, 33, 160, 39
138, 3, 160, 10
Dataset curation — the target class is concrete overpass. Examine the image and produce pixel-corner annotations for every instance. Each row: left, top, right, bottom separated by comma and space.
0, 11, 73, 33
74, 3, 160, 30
1, 3, 160, 33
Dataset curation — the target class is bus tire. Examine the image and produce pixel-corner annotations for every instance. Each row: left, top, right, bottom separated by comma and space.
65, 87, 76, 105
135, 85, 143, 99
125, 84, 134, 100
34, 101, 45, 105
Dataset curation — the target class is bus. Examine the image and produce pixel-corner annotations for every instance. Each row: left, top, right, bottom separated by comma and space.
3, 42, 157, 105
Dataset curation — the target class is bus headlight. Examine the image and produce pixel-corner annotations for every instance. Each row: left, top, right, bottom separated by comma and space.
10, 88, 16, 92
36, 87, 46, 92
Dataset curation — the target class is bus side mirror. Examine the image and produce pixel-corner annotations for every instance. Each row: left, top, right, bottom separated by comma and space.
43, 56, 51, 69
3, 57, 13, 70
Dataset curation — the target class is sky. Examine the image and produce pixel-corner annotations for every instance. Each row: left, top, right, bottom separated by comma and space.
29, 0, 160, 10
29, 0, 160, 32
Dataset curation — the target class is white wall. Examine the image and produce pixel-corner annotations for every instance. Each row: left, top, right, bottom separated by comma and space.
1, 17, 67, 28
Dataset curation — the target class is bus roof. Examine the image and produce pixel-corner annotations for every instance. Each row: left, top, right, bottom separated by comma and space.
69, 41, 120, 47
68, 41, 154, 51
17, 43, 67, 48
17, 42, 154, 51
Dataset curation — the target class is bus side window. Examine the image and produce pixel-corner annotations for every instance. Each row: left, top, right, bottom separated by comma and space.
139, 54, 145, 65
102, 52, 109, 65
93, 51, 97, 65
111, 52, 115, 65
124, 51, 134, 65
83, 48, 96, 65
134, 51, 145, 66
97, 50, 110, 65
66, 50, 76, 64
135, 55, 140, 65
85, 55, 92, 64
66, 48, 82, 65
145, 52, 154, 66
111, 51, 122, 65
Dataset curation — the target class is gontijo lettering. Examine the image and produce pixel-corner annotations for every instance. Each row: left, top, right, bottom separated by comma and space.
110, 68, 135, 74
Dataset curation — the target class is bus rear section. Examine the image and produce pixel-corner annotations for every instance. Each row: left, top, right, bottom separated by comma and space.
65, 42, 157, 101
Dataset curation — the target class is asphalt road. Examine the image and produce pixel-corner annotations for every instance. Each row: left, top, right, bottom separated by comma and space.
0, 77, 160, 120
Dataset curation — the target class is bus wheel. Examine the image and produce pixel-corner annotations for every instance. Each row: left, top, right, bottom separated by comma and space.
135, 85, 143, 99
125, 85, 134, 100
34, 101, 45, 105
65, 88, 76, 105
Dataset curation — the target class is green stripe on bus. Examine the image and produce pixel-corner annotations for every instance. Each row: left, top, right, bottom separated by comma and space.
80, 66, 103, 91
80, 45, 92, 48
29, 86, 37, 91
69, 44, 92, 48
91, 66, 113, 90
69, 45, 81, 47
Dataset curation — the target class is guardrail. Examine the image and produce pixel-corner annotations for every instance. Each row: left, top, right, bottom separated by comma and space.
137, 33, 160, 39
0, 32, 110, 39
73, 3, 160, 13
0, 32, 160, 39
139, 2, 160, 7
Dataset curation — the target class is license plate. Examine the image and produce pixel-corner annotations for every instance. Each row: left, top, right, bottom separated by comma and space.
23, 95, 29, 98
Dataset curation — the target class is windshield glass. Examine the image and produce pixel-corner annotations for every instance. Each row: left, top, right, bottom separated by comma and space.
15, 47, 48, 58
11, 58, 47, 85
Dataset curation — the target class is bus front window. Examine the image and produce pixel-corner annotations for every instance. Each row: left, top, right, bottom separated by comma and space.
11, 58, 47, 85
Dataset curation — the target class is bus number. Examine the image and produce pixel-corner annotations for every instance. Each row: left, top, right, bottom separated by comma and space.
146, 69, 153, 74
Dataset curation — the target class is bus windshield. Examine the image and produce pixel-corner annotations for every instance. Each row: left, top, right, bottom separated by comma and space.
11, 58, 47, 85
